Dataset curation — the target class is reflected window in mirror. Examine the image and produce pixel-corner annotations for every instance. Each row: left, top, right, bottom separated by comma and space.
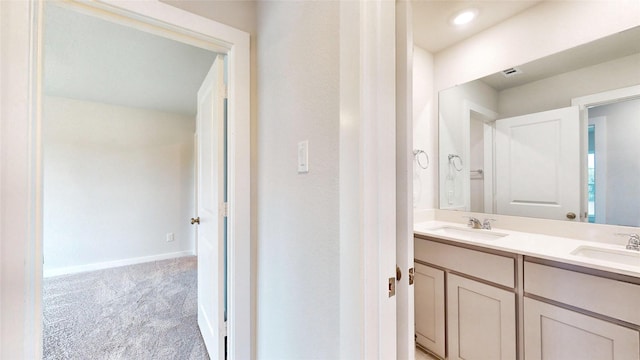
587, 125, 595, 223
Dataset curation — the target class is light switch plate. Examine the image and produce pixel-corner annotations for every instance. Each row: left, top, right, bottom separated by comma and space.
298, 140, 309, 173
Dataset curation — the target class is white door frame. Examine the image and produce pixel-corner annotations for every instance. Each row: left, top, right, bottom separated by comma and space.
396, 1, 415, 359
461, 101, 498, 214
339, 1, 398, 359
0, 1, 251, 359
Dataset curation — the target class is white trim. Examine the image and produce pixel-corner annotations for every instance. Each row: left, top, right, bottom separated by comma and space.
1, 1, 44, 358
363, 1, 397, 357
0, 2, 4, 356
395, 1, 415, 359
52, 0, 229, 53
571, 85, 640, 109
339, 1, 397, 358
0, 1, 251, 359
482, 122, 494, 214
43, 251, 195, 278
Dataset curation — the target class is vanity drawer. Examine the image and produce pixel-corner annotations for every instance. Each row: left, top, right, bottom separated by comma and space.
524, 261, 640, 325
415, 238, 515, 288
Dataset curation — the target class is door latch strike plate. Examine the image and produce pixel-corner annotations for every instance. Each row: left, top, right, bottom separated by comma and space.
388, 277, 396, 297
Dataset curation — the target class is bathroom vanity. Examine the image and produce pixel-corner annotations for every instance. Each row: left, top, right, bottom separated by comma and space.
414, 221, 640, 360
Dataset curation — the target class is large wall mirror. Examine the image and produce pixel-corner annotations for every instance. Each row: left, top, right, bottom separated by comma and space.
438, 25, 640, 226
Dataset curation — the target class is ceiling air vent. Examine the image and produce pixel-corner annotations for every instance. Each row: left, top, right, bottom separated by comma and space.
501, 67, 523, 77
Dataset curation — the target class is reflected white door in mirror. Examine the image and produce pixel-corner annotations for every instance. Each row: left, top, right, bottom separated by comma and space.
495, 106, 580, 221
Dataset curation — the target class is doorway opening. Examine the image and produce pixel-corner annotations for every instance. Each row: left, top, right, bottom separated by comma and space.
584, 98, 640, 226
33, 1, 247, 359
573, 85, 640, 227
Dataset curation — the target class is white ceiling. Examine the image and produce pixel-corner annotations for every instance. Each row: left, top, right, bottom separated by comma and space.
44, 4, 219, 117
45, 2, 636, 113
411, 0, 640, 91
412, 0, 542, 53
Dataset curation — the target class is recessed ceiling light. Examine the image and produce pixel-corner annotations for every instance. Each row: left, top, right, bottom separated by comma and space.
451, 8, 479, 26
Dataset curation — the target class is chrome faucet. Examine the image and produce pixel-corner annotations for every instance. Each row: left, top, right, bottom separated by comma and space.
466, 217, 482, 229
482, 218, 496, 230
466, 217, 496, 230
621, 233, 640, 251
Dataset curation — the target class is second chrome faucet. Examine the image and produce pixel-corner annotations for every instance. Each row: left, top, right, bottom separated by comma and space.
466, 217, 496, 230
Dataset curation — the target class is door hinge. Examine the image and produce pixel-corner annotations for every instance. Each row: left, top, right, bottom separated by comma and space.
221, 202, 229, 217
408, 267, 415, 285
221, 85, 228, 99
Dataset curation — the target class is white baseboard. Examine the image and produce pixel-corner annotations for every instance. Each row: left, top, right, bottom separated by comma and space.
43, 250, 196, 278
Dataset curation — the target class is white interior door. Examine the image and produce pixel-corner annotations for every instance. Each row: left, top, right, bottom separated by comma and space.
196, 54, 226, 359
495, 106, 580, 221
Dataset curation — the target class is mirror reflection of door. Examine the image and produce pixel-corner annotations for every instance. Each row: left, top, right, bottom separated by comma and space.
587, 98, 640, 227
494, 106, 581, 221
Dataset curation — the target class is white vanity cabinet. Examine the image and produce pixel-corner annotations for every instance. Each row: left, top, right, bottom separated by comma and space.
415, 236, 517, 360
523, 261, 640, 360
447, 274, 516, 360
414, 232, 640, 360
414, 263, 445, 358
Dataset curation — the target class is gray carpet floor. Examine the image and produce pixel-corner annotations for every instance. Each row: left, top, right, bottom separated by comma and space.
43, 256, 210, 360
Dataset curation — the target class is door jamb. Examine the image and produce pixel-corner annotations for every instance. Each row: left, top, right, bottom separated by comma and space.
0, 1, 251, 359
461, 101, 497, 213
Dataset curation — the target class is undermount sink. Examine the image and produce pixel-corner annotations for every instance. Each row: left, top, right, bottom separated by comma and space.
427, 226, 509, 241
571, 246, 640, 266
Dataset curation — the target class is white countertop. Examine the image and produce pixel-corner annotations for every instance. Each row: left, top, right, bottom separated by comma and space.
414, 220, 640, 278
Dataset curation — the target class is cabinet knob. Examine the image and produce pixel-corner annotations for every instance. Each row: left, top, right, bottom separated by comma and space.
566, 212, 576, 220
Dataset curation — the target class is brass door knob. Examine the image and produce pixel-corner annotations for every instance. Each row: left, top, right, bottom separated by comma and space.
566, 212, 576, 220
190, 217, 200, 225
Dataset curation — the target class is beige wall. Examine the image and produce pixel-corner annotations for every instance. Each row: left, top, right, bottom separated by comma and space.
412, 46, 436, 210
255, 1, 340, 358
497, 53, 640, 118
43, 96, 195, 275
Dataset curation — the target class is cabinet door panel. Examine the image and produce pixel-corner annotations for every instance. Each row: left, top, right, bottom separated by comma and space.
524, 298, 640, 360
524, 261, 640, 325
415, 263, 445, 358
447, 274, 516, 360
